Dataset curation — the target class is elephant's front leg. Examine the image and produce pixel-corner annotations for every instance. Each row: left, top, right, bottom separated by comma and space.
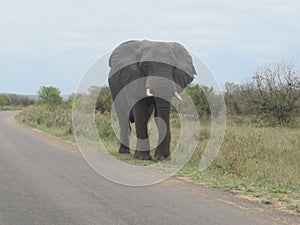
154, 97, 171, 160
118, 119, 131, 154
114, 103, 131, 154
132, 99, 154, 160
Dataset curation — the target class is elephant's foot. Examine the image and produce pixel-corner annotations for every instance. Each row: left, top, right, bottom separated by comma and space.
134, 151, 152, 160
118, 145, 130, 154
154, 150, 171, 161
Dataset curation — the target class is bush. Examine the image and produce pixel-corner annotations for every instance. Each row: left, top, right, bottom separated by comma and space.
20, 105, 73, 136
248, 62, 300, 124
184, 84, 212, 118
95, 114, 113, 139
37, 86, 63, 109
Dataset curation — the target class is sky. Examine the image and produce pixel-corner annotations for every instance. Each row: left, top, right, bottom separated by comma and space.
0, 0, 299, 95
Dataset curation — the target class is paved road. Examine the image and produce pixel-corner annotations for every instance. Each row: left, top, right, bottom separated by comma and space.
0, 111, 298, 225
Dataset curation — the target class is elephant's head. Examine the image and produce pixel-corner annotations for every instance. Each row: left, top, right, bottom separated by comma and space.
108, 40, 196, 101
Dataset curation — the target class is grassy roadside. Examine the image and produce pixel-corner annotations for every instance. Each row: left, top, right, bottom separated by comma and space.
16, 105, 300, 214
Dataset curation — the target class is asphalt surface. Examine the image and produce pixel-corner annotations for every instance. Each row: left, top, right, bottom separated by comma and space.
0, 111, 299, 225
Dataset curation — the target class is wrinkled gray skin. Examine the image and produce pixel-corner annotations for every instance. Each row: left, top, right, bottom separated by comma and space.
108, 40, 196, 160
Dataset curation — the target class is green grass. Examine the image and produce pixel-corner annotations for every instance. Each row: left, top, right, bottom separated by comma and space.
17, 105, 300, 214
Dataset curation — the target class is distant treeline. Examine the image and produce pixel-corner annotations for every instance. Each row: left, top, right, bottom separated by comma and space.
0, 93, 35, 108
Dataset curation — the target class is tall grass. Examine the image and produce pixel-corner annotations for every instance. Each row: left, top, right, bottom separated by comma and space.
18, 105, 73, 140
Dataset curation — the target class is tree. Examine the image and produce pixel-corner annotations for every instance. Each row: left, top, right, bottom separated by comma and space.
88, 85, 112, 114
247, 62, 300, 123
185, 84, 212, 118
3, 94, 12, 106
0, 94, 6, 106
67, 94, 75, 109
224, 82, 242, 115
37, 86, 63, 108
97, 86, 112, 114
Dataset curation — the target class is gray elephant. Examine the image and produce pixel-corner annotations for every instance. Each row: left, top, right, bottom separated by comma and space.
108, 40, 196, 160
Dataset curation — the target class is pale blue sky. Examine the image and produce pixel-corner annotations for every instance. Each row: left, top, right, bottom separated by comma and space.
0, 0, 299, 94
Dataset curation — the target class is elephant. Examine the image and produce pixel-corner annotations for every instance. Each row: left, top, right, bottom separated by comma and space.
108, 40, 196, 160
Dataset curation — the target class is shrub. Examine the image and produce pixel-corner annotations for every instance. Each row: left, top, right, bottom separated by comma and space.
37, 86, 63, 109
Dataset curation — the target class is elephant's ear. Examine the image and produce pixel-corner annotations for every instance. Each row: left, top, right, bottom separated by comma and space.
108, 40, 146, 98
108, 40, 142, 79
171, 42, 196, 92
